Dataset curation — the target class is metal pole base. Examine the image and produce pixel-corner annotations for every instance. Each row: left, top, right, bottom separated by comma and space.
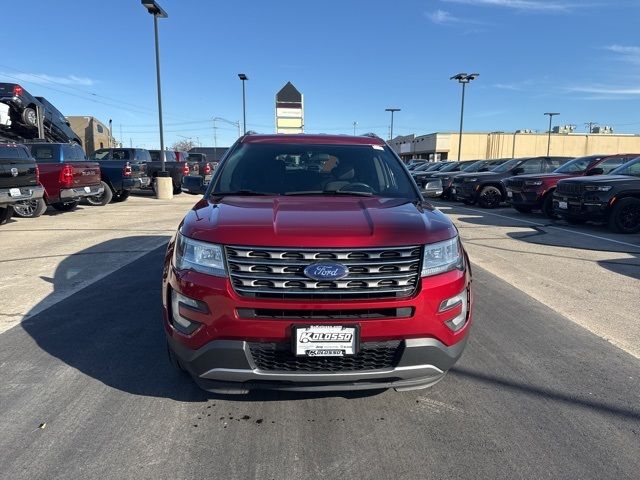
155, 176, 173, 200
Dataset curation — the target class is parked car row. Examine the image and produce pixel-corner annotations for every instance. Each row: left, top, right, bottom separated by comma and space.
0, 141, 214, 224
422, 154, 640, 234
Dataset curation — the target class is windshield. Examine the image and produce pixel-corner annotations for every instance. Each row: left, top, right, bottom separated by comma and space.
554, 156, 599, 174
491, 158, 520, 173
460, 161, 482, 172
211, 143, 418, 199
609, 157, 640, 177
438, 162, 461, 173
412, 163, 432, 172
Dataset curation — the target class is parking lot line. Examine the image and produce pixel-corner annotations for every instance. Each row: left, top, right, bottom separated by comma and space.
434, 201, 640, 251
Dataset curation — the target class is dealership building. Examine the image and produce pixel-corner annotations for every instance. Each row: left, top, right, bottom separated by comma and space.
388, 131, 640, 161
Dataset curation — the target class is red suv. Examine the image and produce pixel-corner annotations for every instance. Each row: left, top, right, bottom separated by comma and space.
506, 154, 638, 217
162, 134, 473, 394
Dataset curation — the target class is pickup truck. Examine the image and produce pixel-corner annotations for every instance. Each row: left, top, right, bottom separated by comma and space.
181, 152, 214, 194
148, 149, 190, 194
0, 143, 44, 225
0, 83, 82, 144
12, 142, 104, 218
553, 156, 640, 233
89, 148, 151, 202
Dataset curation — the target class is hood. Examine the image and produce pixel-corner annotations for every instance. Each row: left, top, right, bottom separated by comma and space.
456, 171, 499, 180
511, 173, 573, 182
560, 175, 635, 184
180, 196, 458, 248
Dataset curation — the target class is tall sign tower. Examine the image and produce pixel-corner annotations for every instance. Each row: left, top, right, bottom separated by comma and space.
275, 82, 304, 134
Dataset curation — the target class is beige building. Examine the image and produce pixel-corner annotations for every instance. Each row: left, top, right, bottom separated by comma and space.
68, 116, 115, 155
389, 131, 640, 161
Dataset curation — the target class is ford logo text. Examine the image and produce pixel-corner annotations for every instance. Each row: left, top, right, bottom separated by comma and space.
303, 263, 349, 281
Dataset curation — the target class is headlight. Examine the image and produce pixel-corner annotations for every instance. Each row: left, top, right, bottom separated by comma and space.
524, 180, 543, 186
463, 177, 477, 182
421, 236, 463, 277
174, 232, 226, 276
584, 185, 612, 192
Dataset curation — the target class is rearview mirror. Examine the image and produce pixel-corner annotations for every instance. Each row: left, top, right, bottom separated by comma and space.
586, 167, 604, 176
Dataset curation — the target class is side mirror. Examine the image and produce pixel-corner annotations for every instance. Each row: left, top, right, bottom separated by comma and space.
512, 167, 524, 175
586, 167, 604, 176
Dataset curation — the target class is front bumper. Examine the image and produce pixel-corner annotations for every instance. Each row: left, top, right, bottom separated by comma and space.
0, 185, 44, 206
552, 192, 610, 220
168, 335, 468, 393
122, 176, 151, 189
60, 184, 104, 200
456, 183, 479, 201
507, 189, 542, 207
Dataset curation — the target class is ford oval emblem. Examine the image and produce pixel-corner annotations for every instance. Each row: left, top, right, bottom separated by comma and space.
304, 262, 349, 281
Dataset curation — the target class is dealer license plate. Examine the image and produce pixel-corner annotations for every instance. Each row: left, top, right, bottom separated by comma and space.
9, 188, 21, 197
294, 325, 358, 357
558, 201, 568, 209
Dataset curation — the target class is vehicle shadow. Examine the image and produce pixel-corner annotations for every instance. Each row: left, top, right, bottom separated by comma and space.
20, 236, 382, 402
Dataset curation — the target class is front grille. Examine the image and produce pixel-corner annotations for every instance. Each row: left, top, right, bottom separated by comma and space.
226, 246, 422, 300
249, 341, 402, 372
452, 177, 464, 187
506, 178, 524, 191
556, 182, 584, 196
237, 307, 414, 320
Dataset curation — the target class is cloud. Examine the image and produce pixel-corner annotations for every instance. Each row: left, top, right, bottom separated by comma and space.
603, 44, 640, 64
566, 85, 640, 95
2, 72, 94, 86
441, 0, 580, 12
425, 9, 484, 25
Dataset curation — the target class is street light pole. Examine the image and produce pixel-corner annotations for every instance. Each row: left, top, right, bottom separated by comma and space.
385, 108, 400, 141
544, 112, 560, 156
353, 121, 357, 136
238, 73, 248, 134
450, 73, 479, 161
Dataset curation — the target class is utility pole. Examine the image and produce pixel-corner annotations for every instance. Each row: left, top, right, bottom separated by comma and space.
544, 112, 560, 156
353, 121, 357, 136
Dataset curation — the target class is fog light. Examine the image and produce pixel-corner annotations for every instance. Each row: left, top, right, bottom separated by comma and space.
170, 290, 207, 335
439, 289, 469, 332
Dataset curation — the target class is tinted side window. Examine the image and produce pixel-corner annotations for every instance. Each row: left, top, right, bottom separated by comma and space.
0, 147, 22, 159
546, 158, 566, 170
520, 158, 543, 174
139, 150, 151, 162
74, 145, 87, 160
112, 150, 131, 160
599, 157, 626, 174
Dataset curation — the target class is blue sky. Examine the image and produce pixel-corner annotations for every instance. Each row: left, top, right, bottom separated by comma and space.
2, 0, 639, 149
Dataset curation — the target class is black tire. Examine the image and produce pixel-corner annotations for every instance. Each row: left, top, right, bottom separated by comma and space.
51, 201, 78, 212
608, 197, 640, 234
85, 181, 113, 206
11, 198, 47, 218
0, 206, 13, 225
112, 190, 131, 203
513, 205, 532, 214
566, 216, 586, 225
21, 107, 38, 127
542, 192, 558, 219
478, 186, 503, 209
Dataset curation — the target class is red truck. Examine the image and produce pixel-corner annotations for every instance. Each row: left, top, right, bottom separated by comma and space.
506, 154, 639, 218
163, 134, 473, 394
12, 143, 104, 218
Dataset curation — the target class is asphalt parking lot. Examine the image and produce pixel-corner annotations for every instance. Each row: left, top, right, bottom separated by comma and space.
0, 194, 639, 480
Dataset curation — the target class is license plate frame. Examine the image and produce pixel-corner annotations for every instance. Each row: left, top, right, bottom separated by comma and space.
293, 325, 360, 357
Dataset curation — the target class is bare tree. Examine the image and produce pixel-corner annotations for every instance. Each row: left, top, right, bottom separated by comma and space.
171, 139, 197, 152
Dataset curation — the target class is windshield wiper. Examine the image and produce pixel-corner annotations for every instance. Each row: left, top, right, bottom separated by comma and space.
283, 190, 373, 197
210, 190, 275, 196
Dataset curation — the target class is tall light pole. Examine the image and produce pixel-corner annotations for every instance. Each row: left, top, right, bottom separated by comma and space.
450, 73, 479, 161
238, 73, 248, 134
385, 108, 400, 141
544, 112, 560, 156
353, 121, 358, 136
141, 0, 168, 173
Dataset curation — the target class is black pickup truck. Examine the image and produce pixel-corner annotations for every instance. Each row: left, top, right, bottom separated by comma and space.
0, 143, 44, 225
148, 150, 189, 194
0, 83, 82, 144
553, 156, 640, 233
89, 148, 151, 202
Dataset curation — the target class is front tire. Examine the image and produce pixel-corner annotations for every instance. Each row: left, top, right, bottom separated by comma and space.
478, 186, 503, 209
12, 198, 47, 218
112, 190, 130, 203
542, 192, 558, 219
85, 182, 113, 206
608, 197, 640, 234
51, 201, 78, 212
22, 107, 38, 127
